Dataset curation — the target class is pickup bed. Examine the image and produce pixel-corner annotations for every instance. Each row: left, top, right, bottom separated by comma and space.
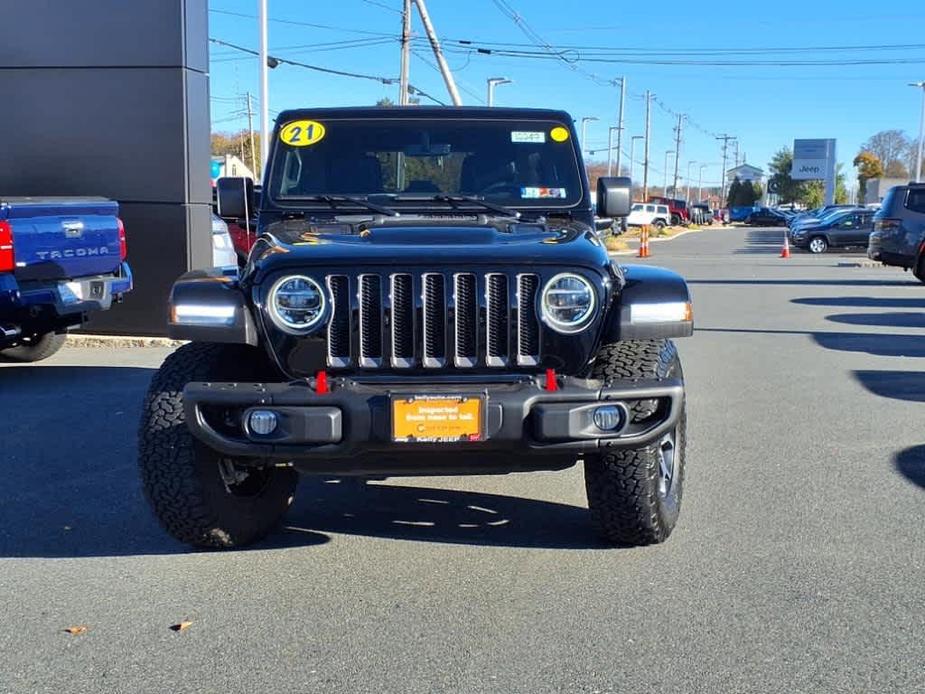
0, 197, 132, 361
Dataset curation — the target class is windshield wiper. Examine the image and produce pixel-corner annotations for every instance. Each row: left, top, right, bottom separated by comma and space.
431, 195, 521, 219
297, 195, 399, 217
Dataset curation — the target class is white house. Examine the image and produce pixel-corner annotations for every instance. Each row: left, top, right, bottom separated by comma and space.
726, 163, 765, 184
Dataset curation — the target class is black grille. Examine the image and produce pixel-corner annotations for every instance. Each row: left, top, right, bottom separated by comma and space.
327, 271, 541, 370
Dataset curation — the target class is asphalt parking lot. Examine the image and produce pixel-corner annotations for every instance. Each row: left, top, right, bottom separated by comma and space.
2, 225, 924, 693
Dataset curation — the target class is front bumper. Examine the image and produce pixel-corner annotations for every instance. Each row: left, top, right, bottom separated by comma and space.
184, 375, 684, 474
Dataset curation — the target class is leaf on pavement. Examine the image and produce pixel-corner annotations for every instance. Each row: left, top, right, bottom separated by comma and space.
64, 626, 88, 635
169, 621, 193, 632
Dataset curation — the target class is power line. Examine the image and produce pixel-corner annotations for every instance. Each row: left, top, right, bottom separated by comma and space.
209, 38, 398, 84
410, 49, 485, 104
209, 8, 397, 37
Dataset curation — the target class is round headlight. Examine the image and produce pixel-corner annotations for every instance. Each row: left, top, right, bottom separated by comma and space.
268, 275, 326, 333
541, 272, 596, 333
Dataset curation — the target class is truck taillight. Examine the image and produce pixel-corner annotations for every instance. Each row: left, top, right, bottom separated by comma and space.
0, 221, 13, 272
118, 218, 127, 260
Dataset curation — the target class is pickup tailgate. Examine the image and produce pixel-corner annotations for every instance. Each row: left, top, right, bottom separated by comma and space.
1, 197, 123, 281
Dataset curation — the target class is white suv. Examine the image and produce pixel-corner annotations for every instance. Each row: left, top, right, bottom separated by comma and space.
626, 203, 671, 229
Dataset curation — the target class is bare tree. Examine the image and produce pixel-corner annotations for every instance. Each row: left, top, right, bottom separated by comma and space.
862, 130, 911, 170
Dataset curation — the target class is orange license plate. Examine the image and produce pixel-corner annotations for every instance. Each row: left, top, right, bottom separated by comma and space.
392, 395, 483, 443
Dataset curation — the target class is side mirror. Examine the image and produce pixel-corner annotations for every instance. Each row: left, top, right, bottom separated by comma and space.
216, 177, 255, 220
597, 176, 632, 218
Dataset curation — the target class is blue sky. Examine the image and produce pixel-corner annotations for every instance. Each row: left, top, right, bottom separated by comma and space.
208, 0, 925, 189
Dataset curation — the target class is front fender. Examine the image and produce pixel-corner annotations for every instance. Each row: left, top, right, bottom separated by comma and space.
167, 267, 258, 345
602, 264, 693, 341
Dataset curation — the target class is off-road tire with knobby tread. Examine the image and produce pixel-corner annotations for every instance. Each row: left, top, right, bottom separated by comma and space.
138, 342, 298, 549
0, 332, 67, 362
583, 339, 687, 546
913, 254, 925, 284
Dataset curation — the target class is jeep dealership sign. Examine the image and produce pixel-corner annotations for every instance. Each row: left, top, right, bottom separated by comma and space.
792, 138, 837, 204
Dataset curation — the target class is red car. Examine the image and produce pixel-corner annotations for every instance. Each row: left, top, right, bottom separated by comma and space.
647, 196, 690, 226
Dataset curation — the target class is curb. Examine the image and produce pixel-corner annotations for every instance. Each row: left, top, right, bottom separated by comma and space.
66, 334, 185, 349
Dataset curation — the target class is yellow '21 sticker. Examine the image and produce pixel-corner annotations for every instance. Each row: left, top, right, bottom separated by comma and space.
279, 120, 326, 147
550, 126, 570, 143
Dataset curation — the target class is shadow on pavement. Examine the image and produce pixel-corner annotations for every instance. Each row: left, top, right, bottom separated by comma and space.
793, 296, 925, 309
697, 327, 925, 358
732, 228, 788, 255
853, 371, 925, 403
894, 446, 925, 490
827, 312, 925, 329
0, 365, 328, 558
283, 477, 605, 550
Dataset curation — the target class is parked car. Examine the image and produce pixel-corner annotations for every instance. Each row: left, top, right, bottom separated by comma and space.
0, 197, 132, 361
788, 204, 860, 229
744, 207, 789, 226
142, 106, 694, 550
790, 209, 875, 253
210, 214, 238, 267
868, 182, 925, 281
690, 204, 714, 225
647, 196, 689, 226
627, 202, 671, 229
729, 206, 756, 223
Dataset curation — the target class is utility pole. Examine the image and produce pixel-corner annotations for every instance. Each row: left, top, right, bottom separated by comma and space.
630, 135, 644, 188
399, 0, 411, 105
686, 160, 696, 204
486, 77, 511, 106
258, 0, 270, 171
607, 126, 619, 176
664, 151, 675, 194
643, 91, 652, 201
615, 77, 626, 175
733, 140, 740, 167
413, 0, 462, 105
911, 81, 925, 182
672, 114, 684, 197
716, 134, 736, 207
245, 92, 257, 177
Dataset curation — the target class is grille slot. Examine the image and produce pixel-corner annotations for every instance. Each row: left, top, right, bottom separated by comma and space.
327, 270, 543, 370
517, 274, 540, 365
327, 275, 350, 367
359, 274, 383, 367
454, 273, 478, 367
391, 273, 414, 367
422, 273, 446, 367
486, 273, 509, 366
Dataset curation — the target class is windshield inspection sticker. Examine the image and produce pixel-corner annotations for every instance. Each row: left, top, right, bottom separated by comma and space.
511, 131, 546, 144
522, 187, 567, 199
279, 120, 326, 147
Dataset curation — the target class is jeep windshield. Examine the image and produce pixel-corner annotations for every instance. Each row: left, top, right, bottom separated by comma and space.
266, 117, 584, 211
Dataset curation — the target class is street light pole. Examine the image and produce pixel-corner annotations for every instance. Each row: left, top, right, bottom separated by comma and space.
615, 76, 626, 175
643, 91, 652, 201
911, 81, 925, 182
486, 77, 511, 107
580, 117, 598, 155
699, 164, 707, 203
258, 0, 270, 172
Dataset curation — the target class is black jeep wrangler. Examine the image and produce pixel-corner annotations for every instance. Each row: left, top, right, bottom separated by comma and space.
139, 107, 693, 549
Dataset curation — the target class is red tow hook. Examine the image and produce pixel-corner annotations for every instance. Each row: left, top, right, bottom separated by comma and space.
544, 368, 558, 392
315, 370, 329, 394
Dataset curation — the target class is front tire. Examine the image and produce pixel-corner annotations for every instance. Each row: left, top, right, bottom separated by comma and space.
138, 343, 298, 549
914, 255, 925, 284
653, 219, 666, 231
0, 331, 66, 362
583, 339, 687, 546
808, 236, 828, 254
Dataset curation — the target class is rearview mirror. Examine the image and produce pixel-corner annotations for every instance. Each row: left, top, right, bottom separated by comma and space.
216, 177, 255, 220
597, 177, 632, 218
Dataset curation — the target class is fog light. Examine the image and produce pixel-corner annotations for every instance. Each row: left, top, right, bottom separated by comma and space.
248, 410, 278, 436
593, 405, 625, 432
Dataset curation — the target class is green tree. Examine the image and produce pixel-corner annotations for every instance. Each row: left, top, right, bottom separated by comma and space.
768, 148, 801, 204
726, 177, 742, 207
853, 150, 884, 202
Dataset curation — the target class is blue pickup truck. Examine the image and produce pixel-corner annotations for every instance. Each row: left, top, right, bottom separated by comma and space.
0, 197, 132, 362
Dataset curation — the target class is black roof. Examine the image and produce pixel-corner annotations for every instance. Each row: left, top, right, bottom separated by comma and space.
274, 106, 574, 124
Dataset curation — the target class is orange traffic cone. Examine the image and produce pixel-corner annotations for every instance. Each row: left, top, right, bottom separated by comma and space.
638, 226, 651, 258
780, 233, 791, 259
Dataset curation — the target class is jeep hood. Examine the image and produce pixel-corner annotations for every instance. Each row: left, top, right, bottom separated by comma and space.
249, 221, 612, 280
